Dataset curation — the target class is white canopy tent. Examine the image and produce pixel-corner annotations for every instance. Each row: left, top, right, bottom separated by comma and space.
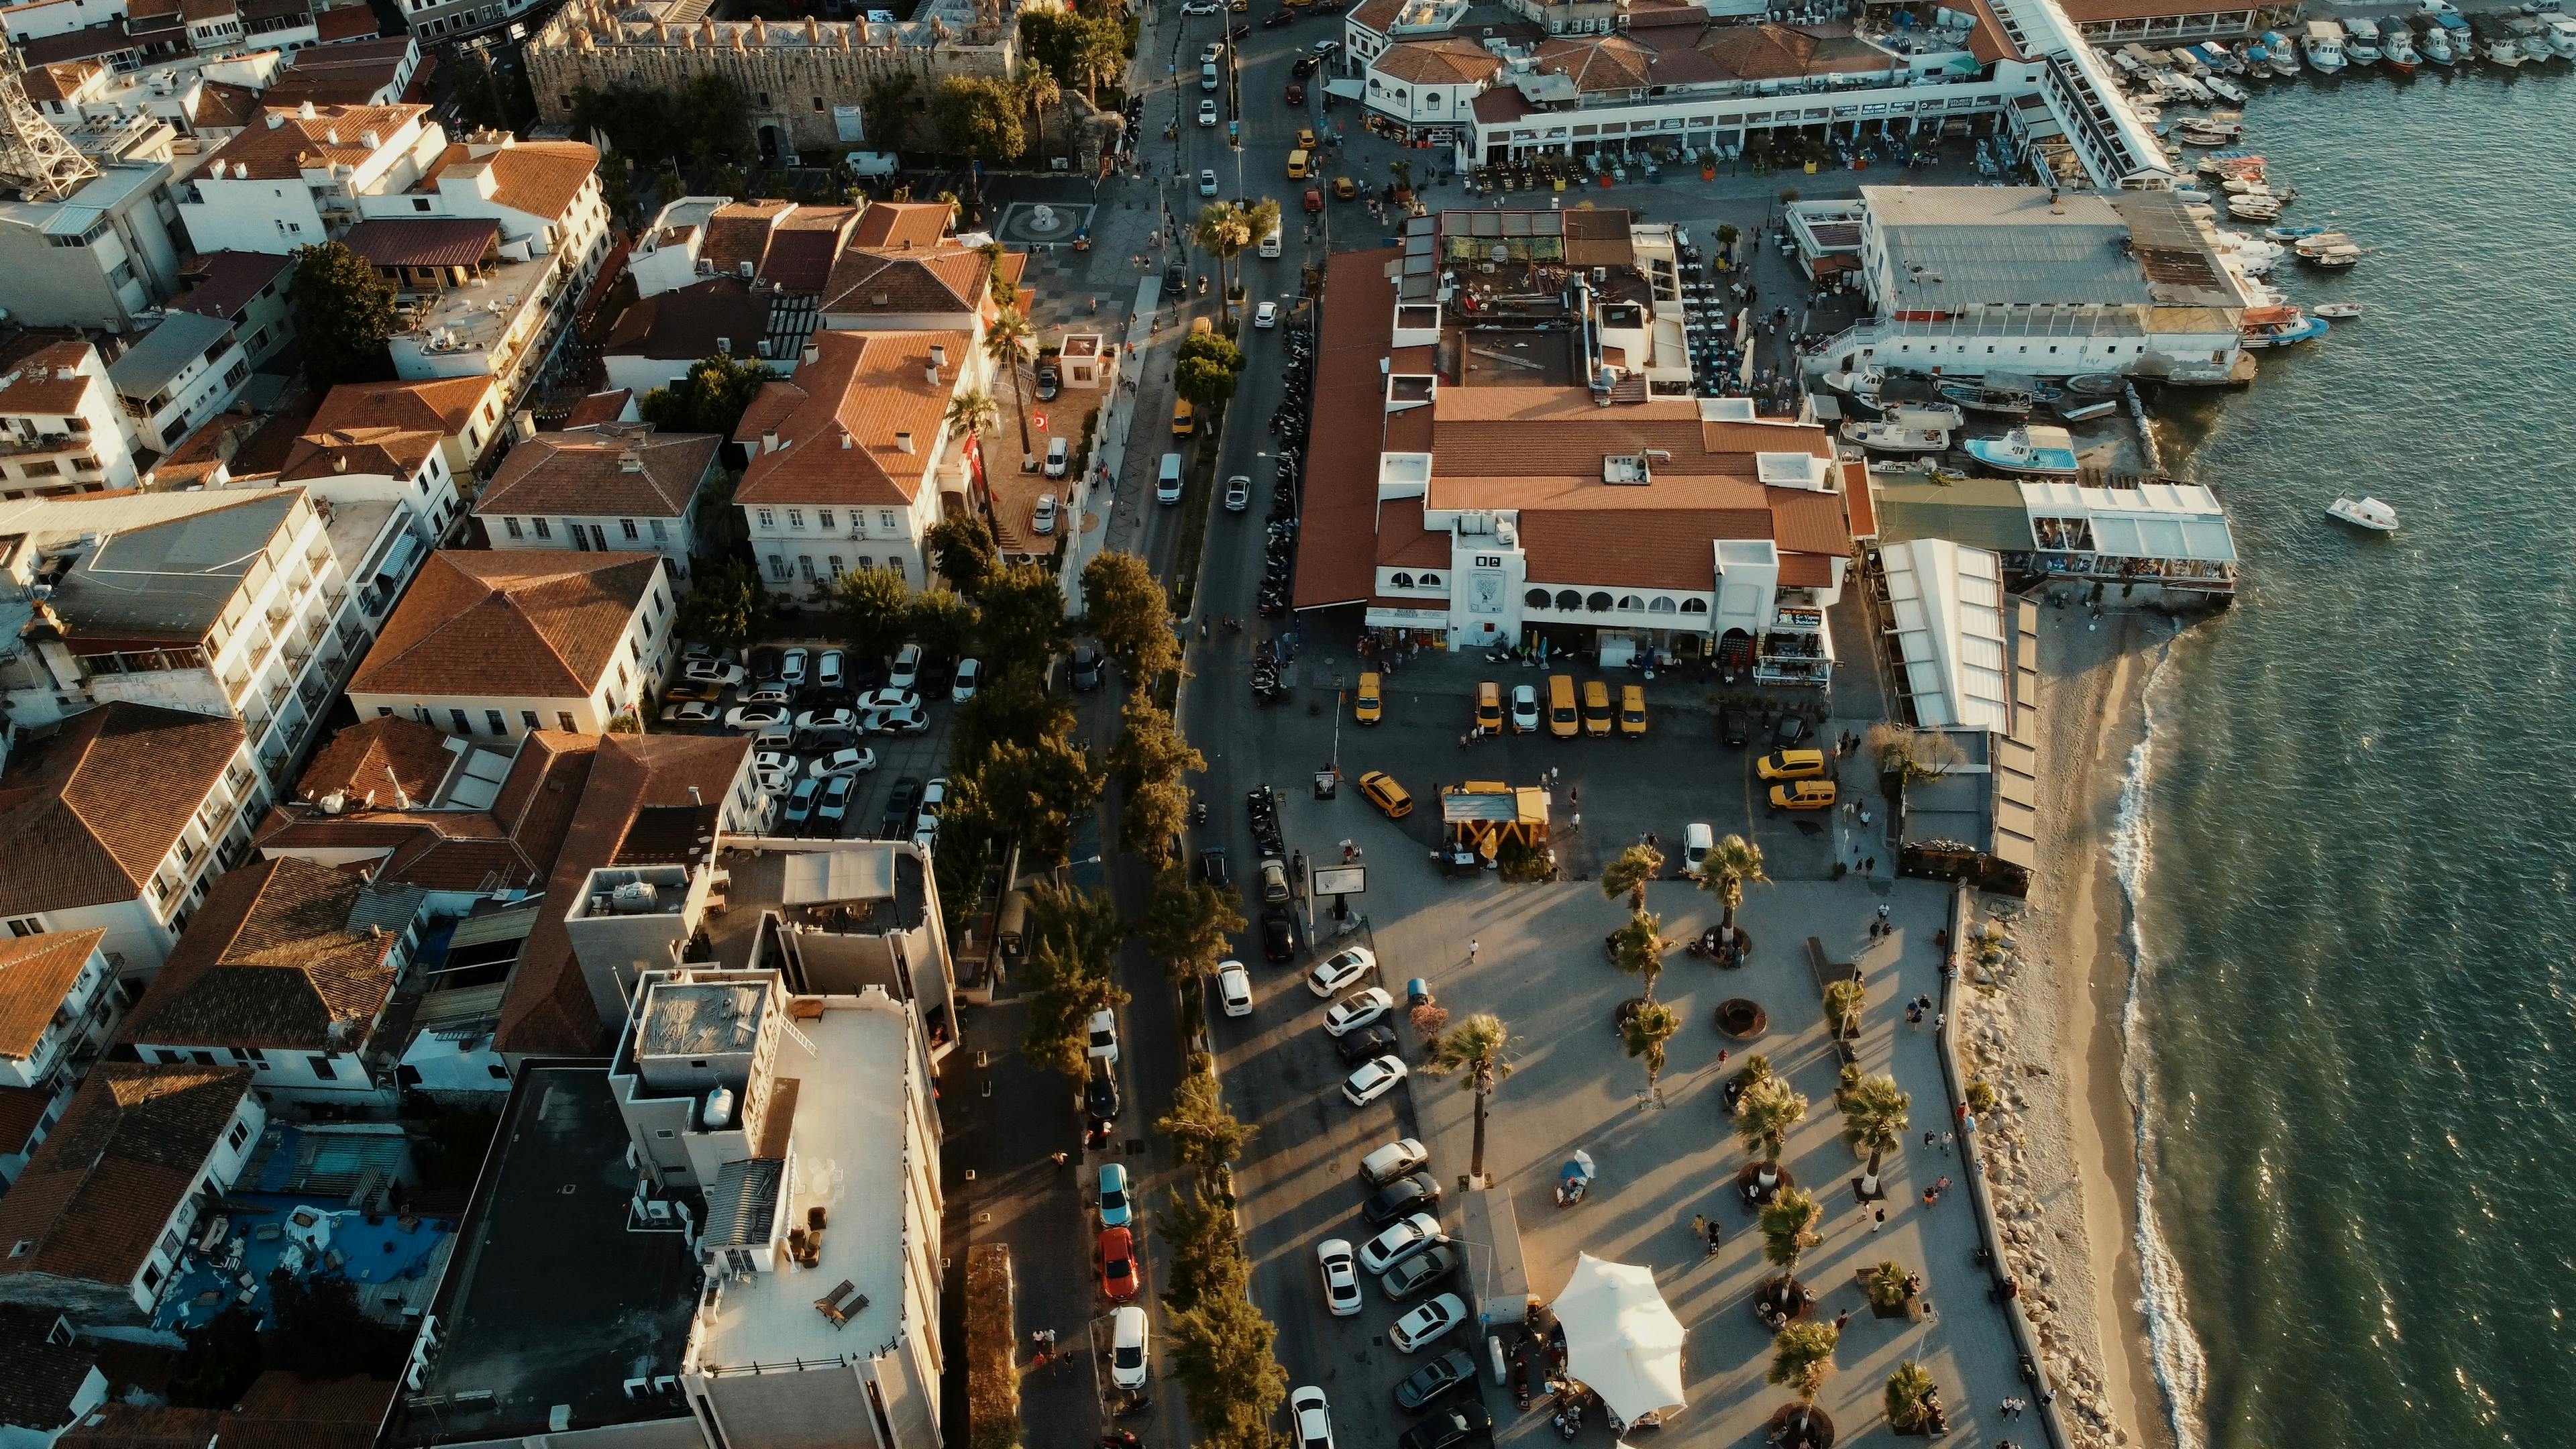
1550, 1254, 1687, 1423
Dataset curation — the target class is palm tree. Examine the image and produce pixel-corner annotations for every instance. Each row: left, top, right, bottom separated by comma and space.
943, 388, 997, 456
1609, 910, 1667, 1000
1865, 1259, 1915, 1310
1236, 195, 1281, 311
982, 306, 1036, 464
1018, 60, 1060, 162
1735, 1074, 1809, 1188
1620, 998, 1680, 1099
1758, 1187, 1821, 1271
1884, 1361, 1939, 1432
1601, 842, 1663, 912
1840, 1072, 1911, 1197
1821, 977, 1865, 1040
1696, 833, 1768, 936
1191, 201, 1252, 328
1424, 1012, 1513, 1183
1070, 17, 1125, 105
1767, 1320, 1839, 1402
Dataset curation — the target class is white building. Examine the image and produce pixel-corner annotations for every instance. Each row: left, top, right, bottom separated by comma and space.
474, 421, 720, 581
0, 929, 127, 1188
602, 275, 816, 396
174, 101, 442, 255
347, 548, 678, 740
301, 373, 508, 481
628, 194, 860, 302
0, 162, 186, 335
0, 341, 143, 500
0, 1061, 264, 1324
172, 249, 298, 370
118, 855, 425, 1106
274, 415, 462, 544
611, 968, 945, 1449
0, 1305, 110, 1445
107, 309, 251, 452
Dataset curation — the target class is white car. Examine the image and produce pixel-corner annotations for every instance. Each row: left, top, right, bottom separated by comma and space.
920, 778, 949, 816
1316, 1241, 1363, 1318
1110, 1305, 1150, 1389
1289, 1385, 1335, 1449
1198, 168, 1219, 197
816, 649, 845, 690
1201, 41, 1224, 62
1198, 99, 1219, 127
794, 708, 856, 735
1361, 1138, 1430, 1185
1322, 987, 1393, 1037
952, 658, 982, 702
724, 704, 790, 733
888, 643, 922, 691
1044, 438, 1069, 480
858, 688, 922, 714
1510, 684, 1540, 733
1224, 476, 1250, 512
1388, 1293, 1468, 1352
810, 747, 878, 777
1179, 0, 1220, 11
1218, 962, 1253, 1017
754, 763, 796, 795
1087, 1009, 1119, 1063
1681, 821, 1715, 879
778, 647, 809, 687
1254, 301, 1279, 329
667, 700, 720, 724
911, 814, 941, 851
1342, 1054, 1407, 1106
739, 688, 792, 708
755, 749, 798, 776
1357, 1212, 1444, 1275
1034, 492, 1060, 532
1305, 945, 1377, 998
682, 660, 744, 687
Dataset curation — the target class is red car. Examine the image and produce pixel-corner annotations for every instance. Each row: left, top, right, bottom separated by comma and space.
1099, 1226, 1140, 1301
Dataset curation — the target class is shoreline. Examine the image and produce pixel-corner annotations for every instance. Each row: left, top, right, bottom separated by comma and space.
1953, 605, 2180, 1449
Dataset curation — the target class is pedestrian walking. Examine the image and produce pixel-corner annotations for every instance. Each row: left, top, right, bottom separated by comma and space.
1692, 1213, 1707, 1240
1923, 1130, 1936, 1150
2000, 1399, 2015, 1419
1907, 1005, 1922, 1030
1468, 938, 1480, 964
1937, 1176, 1953, 1194
1941, 1131, 1954, 1154
1833, 1309, 1850, 1332
1876, 903, 1891, 924
1934, 1011, 1945, 1031
1571, 810, 1581, 832
1921, 1187, 1938, 1208
1870, 1207, 1885, 1233
1705, 1222, 1722, 1256
1717, 1049, 1729, 1069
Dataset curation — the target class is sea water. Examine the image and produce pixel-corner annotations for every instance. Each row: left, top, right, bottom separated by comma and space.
2123, 67, 2576, 1449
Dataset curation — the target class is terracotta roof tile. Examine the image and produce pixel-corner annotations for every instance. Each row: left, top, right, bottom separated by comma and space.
175, 252, 292, 323
350, 550, 666, 700
763, 205, 859, 294
1291, 249, 1400, 610
561, 389, 634, 429
313, 5, 378, 40
731, 329, 966, 507
818, 242, 989, 317
190, 80, 263, 130
255, 731, 597, 894
0, 1063, 254, 1290
698, 199, 794, 278
294, 716, 457, 808
1519, 506, 1770, 590
0, 1089, 51, 1155
1532, 34, 1658, 92
847, 201, 950, 250
197, 103, 425, 182
494, 735, 751, 1055
1697, 21, 1895, 81
0, 930, 106, 1062
604, 277, 771, 362
308, 376, 490, 439
21, 62, 101, 105
474, 141, 598, 221
0, 1305, 97, 1431
0, 342, 100, 417
1373, 39, 1503, 86
118, 857, 407, 1054
0, 704, 245, 917
278, 425, 443, 482
341, 217, 498, 270
476, 424, 717, 521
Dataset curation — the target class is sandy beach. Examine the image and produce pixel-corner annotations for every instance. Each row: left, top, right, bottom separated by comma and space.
1951, 604, 2181, 1449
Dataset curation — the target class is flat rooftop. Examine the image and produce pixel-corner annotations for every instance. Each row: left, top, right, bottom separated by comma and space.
689, 994, 916, 1372
384, 1065, 700, 1446
699, 845, 926, 971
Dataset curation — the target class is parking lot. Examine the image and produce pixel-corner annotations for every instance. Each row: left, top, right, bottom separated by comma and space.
662, 638, 963, 843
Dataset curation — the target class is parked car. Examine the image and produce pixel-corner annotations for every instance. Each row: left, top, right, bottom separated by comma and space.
952, 657, 982, 702
1263, 911, 1296, 962
724, 704, 790, 733
817, 649, 845, 690
1772, 711, 1813, 749
1396, 1401, 1490, 1449
1097, 1162, 1132, 1228
863, 704, 930, 735
738, 688, 792, 708
1380, 1242, 1461, 1301
1361, 1138, 1429, 1185
782, 776, 821, 827
1356, 1212, 1444, 1275
1217, 962, 1254, 1017
1387, 1292, 1468, 1352
1110, 1305, 1149, 1388
1334, 1024, 1397, 1065
1264, 7, 1295, 25
754, 763, 796, 795
1289, 1386, 1334, 1449
795, 707, 857, 736
1260, 856, 1290, 905
1770, 779, 1838, 812
1342, 1055, 1407, 1106
1509, 684, 1540, 733
817, 773, 855, 826
1306, 945, 1377, 997
778, 647, 809, 688
1322, 987, 1393, 1036
1681, 821, 1714, 878
811, 747, 878, 777
682, 659, 745, 688
1758, 748, 1827, 781
1070, 644, 1106, 691
669, 700, 720, 725
1357, 771, 1411, 818
1087, 1008, 1120, 1064
1199, 847, 1231, 889
1720, 704, 1752, 747
1225, 475, 1251, 511
1085, 1059, 1121, 1120
1099, 1226, 1140, 1301
1315, 1239, 1363, 1317
1035, 361, 1061, 400
1393, 1348, 1479, 1411
1363, 1171, 1442, 1227
857, 687, 922, 714
1044, 439, 1069, 480
1199, 168, 1219, 196
888, 643, 922, 691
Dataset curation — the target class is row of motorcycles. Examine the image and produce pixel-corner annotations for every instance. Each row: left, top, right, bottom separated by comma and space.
1245, 786, 1284, 861
1254, 327, 1316, 625
1248, 537, 1296, 704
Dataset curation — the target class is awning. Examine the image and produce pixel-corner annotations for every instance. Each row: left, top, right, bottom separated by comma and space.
1551, 1254, 1686, 1422
1325, 78, 1365, 99
1882, 538, 2011, 733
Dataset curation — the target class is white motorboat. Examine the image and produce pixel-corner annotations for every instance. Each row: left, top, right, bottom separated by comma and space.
2550, 16, 2576, 58
2381, 25, 2420, 71
1964, 425, 2081, 477
2310, 302, 2364, 319
2226, 193, 2285, 223
2419, 22, 2457, 64
2207, 76, 2250, 104
1841, 413, 1955, 454
2304, 20, 2348, 72
2345, 16, 2384, 64
2327, 496, 2397, 532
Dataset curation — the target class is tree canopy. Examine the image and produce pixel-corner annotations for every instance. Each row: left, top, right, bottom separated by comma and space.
934, 76, 1026, 164
641, 352, 775, 437
1081, 550, 1179, 680
926, 515, 1001, 598
291, 241, 396, 388
1174, 356, 1239, 410
676, 555, 771, 650
571, 75, 751, 168
836, 567, 912, 663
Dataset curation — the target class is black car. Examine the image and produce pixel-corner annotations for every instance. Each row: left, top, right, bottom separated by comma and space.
1397, 1401, 1489, 1449
887, 777, 924, 820
1772, 711, 1813, 749
1335, 1023, 1397, 1065
1262, 7, 1295, 23
1290, 54, 1318, 76
1163, 262, 1186, 295
748, 646, 782, 680
1229, 21, 1250, 38
1069, 645, 1107, 692
1085, 1060, 1122, 1120
1262, 911, 1296, 962
1393, 1348, 1479, 1411
1199, 847, 1231, 889
1719, 704, 1751, 749
1362, 1171, 1442, 1227
1381, 1242, 1462, 1301
1035, 361, 1061, 400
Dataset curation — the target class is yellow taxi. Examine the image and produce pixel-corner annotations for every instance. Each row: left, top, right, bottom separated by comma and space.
1171, 400, 1195, 437
1580, 680, 1613, 737
1332, 176, 1357, 201
1358, 770, 1413, 819
1618, 684, 1648, 737
1756, 747, 1827, 781
1474, 681, 1502, 735
1768, 779, 1837, 812
1354, 672, 1383, 724
1297, 128, 1318, 153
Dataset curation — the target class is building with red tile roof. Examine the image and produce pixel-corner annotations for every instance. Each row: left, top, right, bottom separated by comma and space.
475, 423, 720, 580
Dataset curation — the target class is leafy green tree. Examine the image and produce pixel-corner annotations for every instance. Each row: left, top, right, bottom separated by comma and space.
696, 469, 748, 554
1176, 331, 1244, 375
1160, 1185, 1247, 1312
926, 515, 1000, 597
641, 353, 775, 437
835, 567, 912, 663
676, 555, 771, 649
1822, 976, 1865, 1039
1767, 1320, 1839, 1402
1025, 879, 1123, 972
167, 1305, 262, 1407
678, 74, 755, 166
1081, 550, 1179, 680
1174, 356, 1238, 410
1022, 934, 1126, 1080
1142, 867, 1244, 981
1620, 998, 1681, 1096
974, 735, 1102, 869
934, 76, 1026, 164
1610, 910, 1668, 999
985, 306, 1038, 461
1069, 12, 1129, 103
908, 587, 979, 664
1736, 1075, 1811, 1175
1018, 61, 1061, 160
1109, 692, 1203, 790
862, 74, 917, 154
949, 665, 1074, 773
1601, 842, 1663, 912
1191, 201, 1252, 329
1840, 1072, 1911, 1196
292, 241, 396, 388
1423, 1012, 1513, 1181
1167, 1290, 1289, 1449
1759, 1187, 1822, 1271
975, 561, 1071, 674
1157, 1069, 1253, 1172
930, 790, 994, 939
1697, 833, 1770, 935
1121, 775, 1190, 863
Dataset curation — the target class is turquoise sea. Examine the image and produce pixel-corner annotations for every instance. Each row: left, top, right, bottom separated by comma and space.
2124, 60, 2576, 1449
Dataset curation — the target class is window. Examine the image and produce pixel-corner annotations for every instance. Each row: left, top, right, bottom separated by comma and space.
449, 708, 471, 733
621, 519, 639, 540
487, 1063, 510, 1079
787, 508, 805, 529
1391, 572, 1414, 588
557, 711, 576, 731
828, 556, 845, 580
818, 510, 835, 529
533, 517, 552, 539
878, 510, 896, 530
814, 96, 826, 111
502, 516, 523, 539
307, 1055, 337, 1079
798, 555, 816, 581
767, 553, 788, 580
650, 519, 667, 543
142, 1265, 163, 1291
1419, 573, 1441, 586
227, 1120, 251, 1150
3, 918, 40, 938
191, 1051, 217, 1066
756, 508, 775, 528
521, 710, 539, 731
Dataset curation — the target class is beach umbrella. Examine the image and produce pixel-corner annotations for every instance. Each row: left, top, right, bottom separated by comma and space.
1550, 1254, 1687, 1422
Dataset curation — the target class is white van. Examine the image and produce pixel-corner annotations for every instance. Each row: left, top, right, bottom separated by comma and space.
1157, 453, 1184, 504
1258, 219, 1283, 258
1201, 62, 1220, 91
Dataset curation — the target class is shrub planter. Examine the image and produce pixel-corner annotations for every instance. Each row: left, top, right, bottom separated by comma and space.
1717, 998, 1768, 1038
1754, 1273, 1813, 1328
1766, 1402, 1837, 1449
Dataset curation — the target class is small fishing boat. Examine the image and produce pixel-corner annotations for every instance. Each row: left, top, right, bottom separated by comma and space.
2174, 119, 2235, 146
1964, 425, 2081, 477
2419, 22, 2457, 64
2292, 231, 2352, 259
1936, 379, 2037, 416
2264, 224, 2324, 241
2063, 373, 2126, 398
2263, 31, 2303, 76
2207, 76, 2250, 105
1841, 412, 1955, 454
2304, 244, 2361, 270
2226, 193, 2285, 223
2382, 25, 2420, 71
2304, 20, 2348, 74
2326, 496, 2397, 532
2241, 306, 2328, 347
2310, 302, 2363, 319
2345, 16, 2384, 64
2054, 398, 2121, 423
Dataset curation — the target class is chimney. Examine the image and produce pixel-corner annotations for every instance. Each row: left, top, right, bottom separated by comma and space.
362, 128, 380, 148
761, 429, 780, 454
930, 343, 947, 371
688, 786, 703, 806
298, 100, 316, 120
264, 112, 284, 129
894, 431, 914, 453
839, 431, 852, 449
800, 343, 820, 366
619, 449, 645, 473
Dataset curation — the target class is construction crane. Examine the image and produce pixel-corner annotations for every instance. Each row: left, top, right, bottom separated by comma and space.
0, 40, 98, 202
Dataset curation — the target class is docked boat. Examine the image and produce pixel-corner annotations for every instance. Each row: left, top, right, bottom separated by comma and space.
2054, 397, 2121, 423
2226, 193, 2285, 223
2264, 223, 2324, 241
1935, 379, 2037, 415
2292, 231, 2352, 259
2304, 19, 2348, 73
2345, 16, 2384, 65
2241, 306, 2328, 347
2382, 25, 2420, 71
2063, 373, 2126, 398
2418, 19, 2457, 64
1964, 425, 2081, 477
2550, 15, 2576, 58
2261, 30, 2303, 76
1841, 409, 1959, 454
2474, 15, 2525, 64
2207, 76, 2251, 105
2510, 16, 2554, 61
2174, 119, 2235, 147
2310, 302, 2364, 319
2305, 244, 2361, 270
2326, 496, 2398, 532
